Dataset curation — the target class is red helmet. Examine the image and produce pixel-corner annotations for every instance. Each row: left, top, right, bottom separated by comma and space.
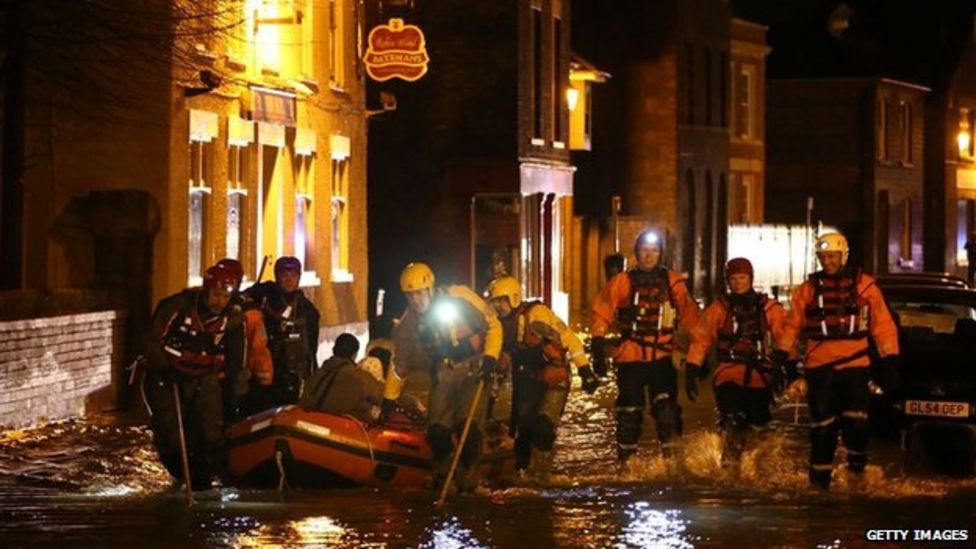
215, 258, 244, 290
274, 256, 302, 277
203, 264, 238, 292
724, 257, 754, 280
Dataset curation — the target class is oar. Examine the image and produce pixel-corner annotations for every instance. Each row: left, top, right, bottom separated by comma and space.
435, 378, 485, 508
172, 383, 194, 506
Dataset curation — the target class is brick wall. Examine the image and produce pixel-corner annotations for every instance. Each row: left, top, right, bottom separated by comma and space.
0, 311, 120, 428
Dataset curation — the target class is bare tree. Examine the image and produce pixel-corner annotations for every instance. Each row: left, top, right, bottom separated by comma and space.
0, 0, 246, 288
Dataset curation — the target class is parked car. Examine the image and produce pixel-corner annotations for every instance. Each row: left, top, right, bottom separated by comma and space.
876, 271, 969, 289
873, 284, 976, 476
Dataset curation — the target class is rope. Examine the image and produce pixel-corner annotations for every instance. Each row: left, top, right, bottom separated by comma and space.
275, 450, 289, 492
345, 414, 376, 469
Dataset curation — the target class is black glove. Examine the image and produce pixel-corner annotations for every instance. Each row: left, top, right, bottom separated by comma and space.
480, 355, 499, 382
684, 363, 702, 402
769, 349, 791, 393
878, 354, 901, 395
590, 336, 607, 377
578, 365, 599, 394
379, 398, 398, 424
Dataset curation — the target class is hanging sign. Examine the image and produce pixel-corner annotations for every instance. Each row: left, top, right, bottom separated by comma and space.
364, 18, 430, 82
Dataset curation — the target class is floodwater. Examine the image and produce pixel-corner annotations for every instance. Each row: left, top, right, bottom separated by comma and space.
1, 382, 974, 548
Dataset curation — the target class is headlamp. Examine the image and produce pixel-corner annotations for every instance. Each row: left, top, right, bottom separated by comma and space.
434, 301, 458, 325
642, 232, 660, 246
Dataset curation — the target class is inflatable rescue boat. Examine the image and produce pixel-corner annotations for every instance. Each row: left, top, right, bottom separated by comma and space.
226, 406, 515, 489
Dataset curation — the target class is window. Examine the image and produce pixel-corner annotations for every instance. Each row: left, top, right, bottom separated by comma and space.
329, 0, 345, 87
730, 174, 754, 224
900, 101, 913, 165
330, 134, 352, 281
532, 7, 544, 141
188, 110, 217, 285
686, 43, 695, 124
720, 51, 728, 127
901, 198, 913, 262
705, 47, 712, 126
552, 15, 563, 145
294, 151, 315, 274
736, 66, 754, 138
226, 144, 250, 262
877, 98, 887, 160
254, 0, 310, 79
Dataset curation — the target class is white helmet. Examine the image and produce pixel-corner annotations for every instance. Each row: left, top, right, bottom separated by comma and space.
815, 232, 849, 266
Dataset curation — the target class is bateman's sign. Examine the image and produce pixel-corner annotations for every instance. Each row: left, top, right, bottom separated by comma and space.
364, 18, 430, 82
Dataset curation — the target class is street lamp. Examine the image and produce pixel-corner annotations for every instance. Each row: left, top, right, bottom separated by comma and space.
958, 130, 971, 157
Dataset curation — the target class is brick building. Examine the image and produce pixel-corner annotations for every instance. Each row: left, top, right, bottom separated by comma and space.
1, 0, 370, 422
367, 0, 576, 321
570, 0, 734, 309
729, 18, 770, 224
765, 77, 927, 274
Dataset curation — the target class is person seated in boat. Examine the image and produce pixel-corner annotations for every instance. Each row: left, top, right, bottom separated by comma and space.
359, 340, 425, 422
298, 334, 365, 414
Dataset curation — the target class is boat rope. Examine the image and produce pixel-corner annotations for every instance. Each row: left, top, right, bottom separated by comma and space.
346, 414, 376, 469
275, 450, 289, 492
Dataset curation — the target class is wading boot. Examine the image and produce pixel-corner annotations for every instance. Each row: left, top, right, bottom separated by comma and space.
528, 449, 553, 485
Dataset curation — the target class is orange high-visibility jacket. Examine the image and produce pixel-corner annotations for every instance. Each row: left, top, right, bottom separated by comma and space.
781, 272, 899, 370
687, 295, 790, 389
591, 268, 700, 363
244, 308, 274, 385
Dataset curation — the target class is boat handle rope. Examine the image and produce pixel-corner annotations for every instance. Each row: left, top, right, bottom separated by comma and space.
275, 450, 289, 492
345, 414, 376, 470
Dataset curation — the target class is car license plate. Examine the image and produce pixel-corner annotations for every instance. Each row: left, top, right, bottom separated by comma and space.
904, 400, 971, 418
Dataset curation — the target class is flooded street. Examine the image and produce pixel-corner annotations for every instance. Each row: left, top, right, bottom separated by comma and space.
1, 383, 974, 548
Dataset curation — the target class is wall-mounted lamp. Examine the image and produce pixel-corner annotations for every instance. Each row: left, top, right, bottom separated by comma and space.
566, 87, 580, 112
958, 130, 971, 156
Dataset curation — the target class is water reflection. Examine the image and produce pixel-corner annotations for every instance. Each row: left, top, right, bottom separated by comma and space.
617, 502, 693, 549
232, 515, 353, 548
420, 517, 487, 549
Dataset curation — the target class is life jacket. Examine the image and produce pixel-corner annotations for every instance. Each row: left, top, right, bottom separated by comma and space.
418, 289, 487, 364
804, 269, 870, 341
616, 267, 676, 340
716, 292, 774, 387
262, 293, 311, 381
716, 292, 768, 363
161, 292, 231, 377
503, 301, 568, 387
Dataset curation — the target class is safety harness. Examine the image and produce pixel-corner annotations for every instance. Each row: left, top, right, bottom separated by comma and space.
616, 267, 679, 358
716, 292, 772, 386
161, 292, 230, 377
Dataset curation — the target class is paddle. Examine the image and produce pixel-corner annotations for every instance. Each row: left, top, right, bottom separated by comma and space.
435, 378, 485, 508
172, 383, 194, 506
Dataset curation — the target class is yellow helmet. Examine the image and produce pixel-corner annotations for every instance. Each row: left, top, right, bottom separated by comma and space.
814, 232, 849, 266
487, 275, 522, 308
400, 262, 435, 293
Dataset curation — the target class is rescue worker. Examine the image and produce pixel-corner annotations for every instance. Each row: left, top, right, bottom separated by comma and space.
684, 257, 792, 463
782, 232, 900, 490
214, 258, 273, 422
487, 275, 599, 483
144, 263, 244, 489
591, 229, 700, 461
604, 253, 626, 282
243, 256, 320, 412
382, 262, 503, 492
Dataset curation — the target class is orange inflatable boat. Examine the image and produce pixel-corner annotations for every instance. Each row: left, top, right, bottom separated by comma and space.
226, 406, 515, 489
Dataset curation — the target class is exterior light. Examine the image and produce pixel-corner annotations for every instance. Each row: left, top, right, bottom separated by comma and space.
958, 130, 971, 156
566, 87, 580, 111
434, 301, 458, 325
